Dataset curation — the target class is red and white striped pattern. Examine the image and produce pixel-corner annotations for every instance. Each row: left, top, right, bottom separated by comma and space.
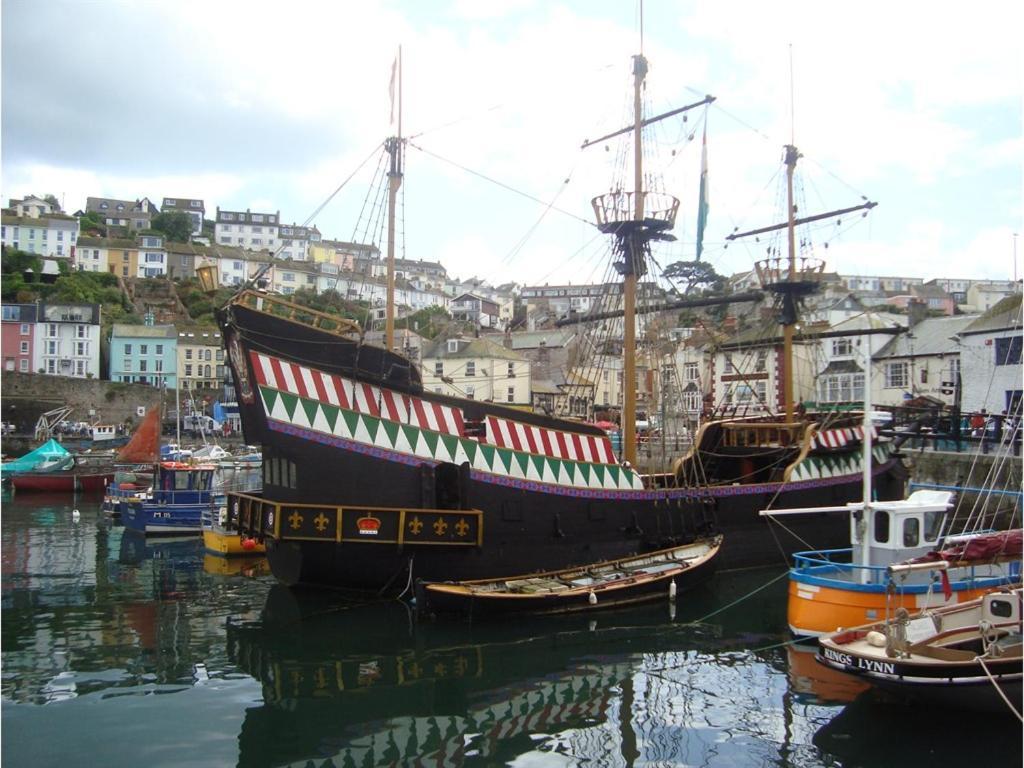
251, 351, 616, 464
486, 415, 616, 465
813, 424, 878, 450
251, 352, 464, 435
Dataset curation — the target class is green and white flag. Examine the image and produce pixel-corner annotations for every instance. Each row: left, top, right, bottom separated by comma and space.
695, 122, 709, 261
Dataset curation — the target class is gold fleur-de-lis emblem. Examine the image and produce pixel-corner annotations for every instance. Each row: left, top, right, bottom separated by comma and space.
433, 661, 448, 676
408, 516, 424, 535
288, 511, 304, 530
455, 518, 470, 537
433, 517, 448, 536
313, 512, 330, 532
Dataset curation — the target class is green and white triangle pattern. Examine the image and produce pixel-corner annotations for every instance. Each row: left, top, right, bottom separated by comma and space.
260, 385, 643, 491
790, 440, 894, 483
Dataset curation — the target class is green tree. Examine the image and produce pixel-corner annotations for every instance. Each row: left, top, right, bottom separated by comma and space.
43, 193, 61, 210
662, 260, 726, 296
1, 247, 43, 277
151, 211, 193, 242
77, 210, 107, 236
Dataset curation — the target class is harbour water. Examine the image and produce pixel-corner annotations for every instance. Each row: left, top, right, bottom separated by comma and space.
2, 492, 1020, 767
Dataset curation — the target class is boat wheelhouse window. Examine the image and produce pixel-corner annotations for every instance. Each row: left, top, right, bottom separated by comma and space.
924, 510, 944, 542
873, 510, 890, 543
174, 471, 191, 491
988, 598, 1014, 619
902, 517, 920, 547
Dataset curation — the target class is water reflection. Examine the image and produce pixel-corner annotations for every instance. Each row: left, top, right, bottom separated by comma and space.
227, 579, 827, 767
3, 493, 1020, 767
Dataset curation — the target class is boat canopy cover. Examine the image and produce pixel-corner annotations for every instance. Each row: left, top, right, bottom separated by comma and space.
912, 529, 1023, 565
1, 439, 71, 475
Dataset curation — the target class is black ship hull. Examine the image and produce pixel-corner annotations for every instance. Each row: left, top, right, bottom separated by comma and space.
220, 298, 906, 592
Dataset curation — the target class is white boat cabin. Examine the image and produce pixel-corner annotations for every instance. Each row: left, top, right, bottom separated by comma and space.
92, 424, 119, 442
851, 490, 954, 575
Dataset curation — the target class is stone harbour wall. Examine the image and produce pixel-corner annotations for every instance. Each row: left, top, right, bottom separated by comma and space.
1, 371, 163, 435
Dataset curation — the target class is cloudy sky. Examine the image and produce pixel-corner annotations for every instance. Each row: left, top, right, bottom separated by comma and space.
3, 0, 1020, 288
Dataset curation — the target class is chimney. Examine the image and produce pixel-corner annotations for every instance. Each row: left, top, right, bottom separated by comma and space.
907, 299, 928, 328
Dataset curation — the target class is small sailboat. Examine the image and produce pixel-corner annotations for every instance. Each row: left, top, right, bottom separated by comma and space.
103, 408, 162, 516
816, 581, 1022, 713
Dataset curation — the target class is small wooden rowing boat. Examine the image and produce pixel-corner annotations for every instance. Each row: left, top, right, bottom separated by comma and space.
417, 535, 721, 616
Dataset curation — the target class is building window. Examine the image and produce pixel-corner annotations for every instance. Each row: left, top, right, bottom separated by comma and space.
684, 362, 699, 381
46, 340, 58, 355
20, 359, 28, 372
466, 361, 475, 377
20, 323, 29, 335
155, 359, 163, 372
156, 344, 163, 355
507, 387, 515, 403
447, 339, 458, 353
124, 344, 132, 355
434, 362, 443, 376
75, 342, 87, 356
185, 364, 192, 376
995, 336, 1022, 366
186, 349, 193, 359
884, 362, 908, 389
507, 362, 515, 378
140, 344, 148, 355
465, 386, 474, 400
19, 341, 29, 354
124, 359, 132, 372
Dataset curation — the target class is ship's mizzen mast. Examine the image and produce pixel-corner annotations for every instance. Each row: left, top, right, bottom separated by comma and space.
588, 53, 713, 465
729, 146, 876, 422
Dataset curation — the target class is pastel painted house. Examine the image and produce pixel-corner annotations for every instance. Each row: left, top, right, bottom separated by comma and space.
1, 303, 38, 373
109, 322, 178, 388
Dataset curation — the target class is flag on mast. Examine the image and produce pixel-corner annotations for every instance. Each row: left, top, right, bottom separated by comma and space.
388, 54, 398, 126
695, 121, 709, 261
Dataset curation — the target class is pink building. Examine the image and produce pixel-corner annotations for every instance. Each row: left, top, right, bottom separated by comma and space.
1, 303, 37, 373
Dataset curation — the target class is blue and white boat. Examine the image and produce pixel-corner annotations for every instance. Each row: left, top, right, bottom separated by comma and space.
121, 461, 221, 535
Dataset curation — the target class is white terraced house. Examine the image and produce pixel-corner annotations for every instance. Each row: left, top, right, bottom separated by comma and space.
215, 208, 280, 253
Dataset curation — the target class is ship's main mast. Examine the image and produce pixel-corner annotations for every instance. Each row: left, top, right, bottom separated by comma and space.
589, 55, 712, 465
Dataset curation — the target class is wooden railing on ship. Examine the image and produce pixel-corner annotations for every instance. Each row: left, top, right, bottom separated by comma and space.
232, 290, 362, 337
719, 421, 806, 448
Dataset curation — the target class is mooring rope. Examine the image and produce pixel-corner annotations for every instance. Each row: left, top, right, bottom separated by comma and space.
977, 654, 1023, 722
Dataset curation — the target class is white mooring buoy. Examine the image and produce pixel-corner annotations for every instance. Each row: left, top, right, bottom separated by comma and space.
588, 591, 597, 606
668, 580, 677, 602
72, 509, 80, 522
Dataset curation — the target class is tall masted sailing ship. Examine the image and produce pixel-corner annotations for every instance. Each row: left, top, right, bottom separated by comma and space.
217, 50, 906, 591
